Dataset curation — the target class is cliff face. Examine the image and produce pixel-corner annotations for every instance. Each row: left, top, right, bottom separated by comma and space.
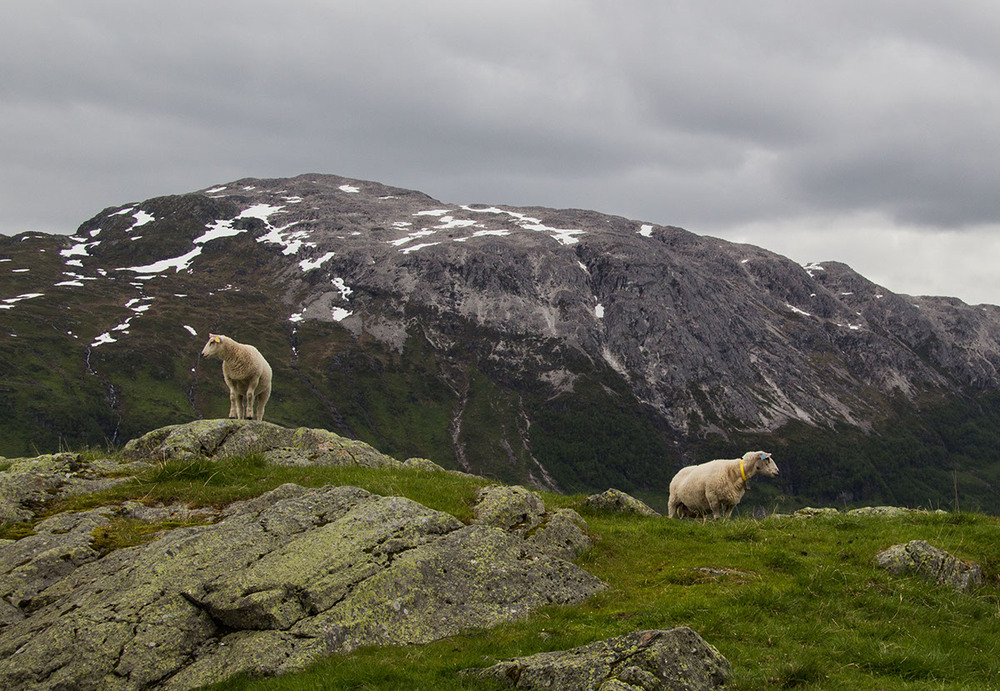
3, 174, 1000, 505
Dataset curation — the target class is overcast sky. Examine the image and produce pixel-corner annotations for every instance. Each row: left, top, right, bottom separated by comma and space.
4, 2, 1000, 304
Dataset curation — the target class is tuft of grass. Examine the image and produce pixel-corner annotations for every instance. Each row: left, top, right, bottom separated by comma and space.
89, 516, 212, 555
0, 521, 36, 541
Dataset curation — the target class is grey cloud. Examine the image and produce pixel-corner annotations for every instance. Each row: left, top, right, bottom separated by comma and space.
4, 2, 1000, 303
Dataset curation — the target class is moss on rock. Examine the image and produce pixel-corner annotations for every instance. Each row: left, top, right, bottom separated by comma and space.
463, 627, 731, 690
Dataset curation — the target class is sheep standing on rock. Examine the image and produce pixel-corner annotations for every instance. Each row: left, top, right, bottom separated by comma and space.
200, 334, 272, 421
668, 451, 779, 520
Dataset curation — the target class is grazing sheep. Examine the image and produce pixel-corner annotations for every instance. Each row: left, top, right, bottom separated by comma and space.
668, 451, 779, 520
200, 334, 272, 421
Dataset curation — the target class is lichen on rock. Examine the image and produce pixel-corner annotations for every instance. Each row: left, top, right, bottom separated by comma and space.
0, 453, 131, 523
875, 540, 983, 593
462, 627, 731, 690
0, 481, 607, 690
583, 488, 661, 517
474, 484, 547, 533
473, 485, 593, 561
122, 419, 401, 468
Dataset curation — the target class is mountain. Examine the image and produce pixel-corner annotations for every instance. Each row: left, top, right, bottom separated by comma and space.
3, 173, 1000, 511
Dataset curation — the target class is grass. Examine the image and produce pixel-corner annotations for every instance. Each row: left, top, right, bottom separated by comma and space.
45, 453, 493, 524
7, 452, 1000, 689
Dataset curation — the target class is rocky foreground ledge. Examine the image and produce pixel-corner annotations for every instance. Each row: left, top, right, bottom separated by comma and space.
0, 420, 731, 690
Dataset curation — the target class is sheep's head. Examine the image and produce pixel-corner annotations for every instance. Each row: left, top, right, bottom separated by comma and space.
746, 451, 779, 477
201, 334, 225, 358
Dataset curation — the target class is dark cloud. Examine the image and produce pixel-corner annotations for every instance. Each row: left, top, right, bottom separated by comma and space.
3, 2, 1000, 302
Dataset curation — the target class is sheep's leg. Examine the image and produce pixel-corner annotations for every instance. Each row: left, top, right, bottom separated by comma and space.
223, 372, 240, 418
244, 376, 261, 420
227, 388, 241, 419
254, 385, 270, 421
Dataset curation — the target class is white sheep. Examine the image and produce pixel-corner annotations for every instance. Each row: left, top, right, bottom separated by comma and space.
200, 334, 272, 421
667, 451, 779, 520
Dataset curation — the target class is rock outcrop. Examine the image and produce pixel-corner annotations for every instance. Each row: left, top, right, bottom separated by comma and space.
473, 485, 594, 561
0, 453, 139, 523
0, 481, 607, 690
463, 627, 731, 690
123, 418, 406, 468
875, 540, 983, 593
0, 421, 609, 690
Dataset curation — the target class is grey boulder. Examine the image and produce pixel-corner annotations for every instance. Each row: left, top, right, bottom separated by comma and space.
875, 540, 983, 593
463, 627, 731, 690
583, 489, 661, 517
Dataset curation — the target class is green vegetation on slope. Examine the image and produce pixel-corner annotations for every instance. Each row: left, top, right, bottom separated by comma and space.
530, 373, 674, 494
694, 390, 1000, 516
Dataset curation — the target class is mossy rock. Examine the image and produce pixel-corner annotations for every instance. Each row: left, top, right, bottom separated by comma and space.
462, 627, 731, 690
583, 489, 661, 517
123, 419, 401, 468
875, 540, 983, 593
0, 483, 606, 690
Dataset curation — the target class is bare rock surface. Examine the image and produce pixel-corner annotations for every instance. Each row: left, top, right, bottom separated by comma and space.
473, 485, 593, 560
0, 507, 111, 621
474, 485, 548, 533
123, 418, 402, 468
525, 508, 593, 561
0, 480, 606, 690
463, 627, 731, 690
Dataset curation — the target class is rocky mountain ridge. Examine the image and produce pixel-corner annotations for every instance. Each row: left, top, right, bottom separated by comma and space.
3, 174, 1000, 509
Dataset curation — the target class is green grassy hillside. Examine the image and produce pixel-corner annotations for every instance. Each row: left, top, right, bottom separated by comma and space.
22, 452, 1000, 690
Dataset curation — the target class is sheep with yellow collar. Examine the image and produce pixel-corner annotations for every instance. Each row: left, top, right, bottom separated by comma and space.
667, 451, 778, 520
200, 334, 272, 421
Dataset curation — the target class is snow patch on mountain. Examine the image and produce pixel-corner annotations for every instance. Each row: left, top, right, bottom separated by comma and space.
332, 277, 353, 300
1, 293, 44, 310
299, 251, 336, 272
120, 247, 203, 275
60, 240, 99, 259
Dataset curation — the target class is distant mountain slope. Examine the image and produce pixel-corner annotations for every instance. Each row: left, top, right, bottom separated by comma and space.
3, 174, 1000, 511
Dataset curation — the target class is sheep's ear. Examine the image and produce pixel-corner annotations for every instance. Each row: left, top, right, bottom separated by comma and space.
211, 335, 221, 343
